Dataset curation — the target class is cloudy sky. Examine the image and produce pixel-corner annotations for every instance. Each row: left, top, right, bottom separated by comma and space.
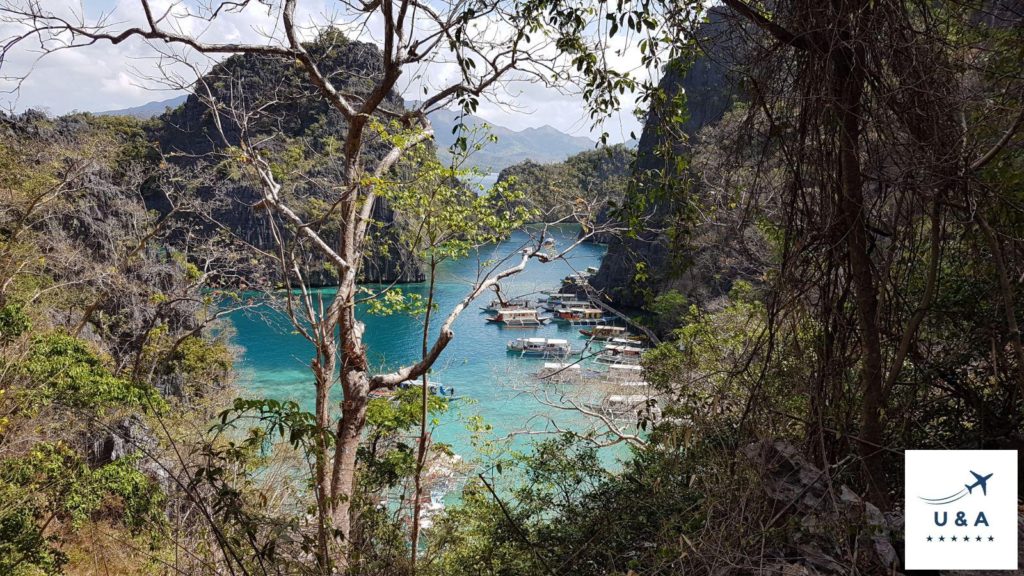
0, 0, 651, 143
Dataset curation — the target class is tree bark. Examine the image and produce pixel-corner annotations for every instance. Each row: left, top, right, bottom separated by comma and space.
832, 33, 889, 510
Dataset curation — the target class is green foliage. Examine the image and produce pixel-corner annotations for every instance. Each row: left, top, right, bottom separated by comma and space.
214, 397, 318, 451
20, 332, 166, 414
366, 120, 538, 267
167, 335, 233, 382
646, 289, 688, 333
0, 303, 31, 344
0, 443, 165, 576
496, 144, 634, 221
361, 387, 450, 489
430, 435, 702, 576
361, 287, 429, 317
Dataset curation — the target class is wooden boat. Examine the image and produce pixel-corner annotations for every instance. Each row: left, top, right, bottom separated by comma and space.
554, 306, 609, 325
586, 394, 661, 422
537, 362, 583, 381
486, 308, 551, 327
507, 337, 571, 357
595, 344, 645, 365
579, 325, 627, 340
540, 293, 589, 311
480, 297, 530, 313
605, 363, 643, 381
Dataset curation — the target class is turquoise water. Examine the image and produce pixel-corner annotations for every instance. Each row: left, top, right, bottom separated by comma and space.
229, 226, 610, 464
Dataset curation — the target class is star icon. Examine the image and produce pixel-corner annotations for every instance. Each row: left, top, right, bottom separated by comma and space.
963, 535, 970, 542
939, 536, 945, 542
927, 536, 933, 542
951, 536, 957, 542
976, 536, 982, 542
989, 536, 995, 542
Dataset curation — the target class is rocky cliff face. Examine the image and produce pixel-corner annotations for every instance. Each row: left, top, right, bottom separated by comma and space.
588, 10, 740, 308
151, 34, 425, 285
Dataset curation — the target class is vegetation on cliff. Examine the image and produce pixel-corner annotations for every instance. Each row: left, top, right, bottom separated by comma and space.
495, 144, 633, 222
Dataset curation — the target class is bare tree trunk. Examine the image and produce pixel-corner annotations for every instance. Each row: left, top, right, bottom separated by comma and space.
977, 214, 1024, 399
331, 369, 369, 564
410, 258, 438, 572
832, 33, 889, 510
312, 327, 337, 574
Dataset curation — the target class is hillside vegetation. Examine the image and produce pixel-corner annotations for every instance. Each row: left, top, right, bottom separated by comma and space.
496, 144, 633, 222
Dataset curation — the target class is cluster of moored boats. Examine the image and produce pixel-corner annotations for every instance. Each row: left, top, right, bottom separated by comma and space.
504, 324, 646, 365
482, 288, 616, 327
486, 283, 658, 420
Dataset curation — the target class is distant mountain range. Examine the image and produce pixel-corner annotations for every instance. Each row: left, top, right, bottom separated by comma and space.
99, 95, 187, 119
100, 96, 596, 171
423, 107, 596, 171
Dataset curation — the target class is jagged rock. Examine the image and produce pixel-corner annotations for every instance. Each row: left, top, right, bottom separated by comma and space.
742, 440, 901, 575
152, 35, 426, 286
89, 414, 157, 466
589, 8, 742, 309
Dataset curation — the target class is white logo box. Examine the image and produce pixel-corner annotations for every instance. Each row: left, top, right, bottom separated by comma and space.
904, 449, 1018, 570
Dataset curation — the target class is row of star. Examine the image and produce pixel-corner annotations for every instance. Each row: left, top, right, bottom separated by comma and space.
925, 535, 996, 542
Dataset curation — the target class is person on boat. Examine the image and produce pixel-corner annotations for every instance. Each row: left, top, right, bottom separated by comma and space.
439, 385, 447, 396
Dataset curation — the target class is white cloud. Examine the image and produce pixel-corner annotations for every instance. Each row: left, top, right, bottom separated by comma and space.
1, 0, 650, 142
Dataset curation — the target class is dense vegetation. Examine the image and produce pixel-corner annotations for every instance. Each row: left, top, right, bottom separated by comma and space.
1, 0, 1023, 575
496, 144, 633, 222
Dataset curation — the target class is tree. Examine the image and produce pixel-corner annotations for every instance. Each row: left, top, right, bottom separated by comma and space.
0, 1, 617, 571
533, 0, 1024, 510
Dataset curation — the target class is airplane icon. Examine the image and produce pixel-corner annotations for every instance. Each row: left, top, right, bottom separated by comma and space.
965, 471, 993, 496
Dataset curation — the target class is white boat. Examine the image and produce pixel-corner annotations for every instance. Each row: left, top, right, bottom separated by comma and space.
507, 337, 572, 357
540, 293, 589, 311
608, 336, 646, 346
538, 362, 583, 381
480, 297, 530, 312
595, 344, 645, 365
605, 364, 643, 381
397, 380, 462, 399
553, 306, 609, 325
585, 393, 661, 422
486, 308, 551, 327
579, 325, 628, 340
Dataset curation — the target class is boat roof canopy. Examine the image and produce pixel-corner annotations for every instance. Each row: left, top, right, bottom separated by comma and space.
609, 364, 642, 371
605, 345, 645, 352
606, 394, 651, 404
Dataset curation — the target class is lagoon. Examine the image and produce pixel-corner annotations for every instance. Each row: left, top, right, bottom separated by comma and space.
229, 226, 609, 464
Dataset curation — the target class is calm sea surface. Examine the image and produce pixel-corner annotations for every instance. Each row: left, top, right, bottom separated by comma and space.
228, 226, 610, 464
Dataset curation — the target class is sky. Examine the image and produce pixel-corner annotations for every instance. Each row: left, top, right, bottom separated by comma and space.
0, 0, 652, 143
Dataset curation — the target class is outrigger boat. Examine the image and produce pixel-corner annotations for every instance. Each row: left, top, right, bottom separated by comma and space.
580, 326, 646, 344
507, 337, 572, 357
579, 325, 627, 340
554, 306, 609, 325
595, 344, 645, 365
486, 308, 551, 327
605, 363, 643, 381
540, 293, 590, 311
480, 297, 531, 313
588, 394, 661, 420
537, 362, 583, 381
